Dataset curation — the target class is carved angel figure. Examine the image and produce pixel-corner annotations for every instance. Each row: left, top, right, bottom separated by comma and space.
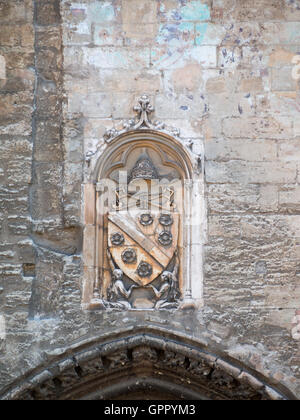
106, 249, 136, 309
148, 250, 180, 309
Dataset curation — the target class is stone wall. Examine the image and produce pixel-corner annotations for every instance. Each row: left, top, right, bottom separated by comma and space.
0, 0, 300, 399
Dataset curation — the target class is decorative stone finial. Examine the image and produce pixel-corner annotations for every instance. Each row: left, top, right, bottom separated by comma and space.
103, 95, 180, 144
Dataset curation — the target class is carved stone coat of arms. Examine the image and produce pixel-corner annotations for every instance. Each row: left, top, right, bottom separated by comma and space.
83, 96, 203, 312
104, 154, 181, 310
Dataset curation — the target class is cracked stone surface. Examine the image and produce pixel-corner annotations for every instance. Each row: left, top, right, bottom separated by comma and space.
0, 0, 300, 400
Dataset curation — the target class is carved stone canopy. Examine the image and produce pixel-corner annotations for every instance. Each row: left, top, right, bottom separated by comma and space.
103, 95, 180, 144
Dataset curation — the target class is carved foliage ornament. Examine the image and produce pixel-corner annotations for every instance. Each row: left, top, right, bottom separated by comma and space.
103, 95, 180, 144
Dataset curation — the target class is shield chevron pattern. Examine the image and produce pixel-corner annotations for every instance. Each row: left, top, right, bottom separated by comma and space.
108, 211, 179, 286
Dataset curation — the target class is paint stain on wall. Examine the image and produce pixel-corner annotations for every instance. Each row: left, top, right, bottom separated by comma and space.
160, 0, 210, 22
89, 2, 115, 23
157, 22, 194, 46
195, 23, 208, 45
181, 0, 210, 21
155, 0, 211, 66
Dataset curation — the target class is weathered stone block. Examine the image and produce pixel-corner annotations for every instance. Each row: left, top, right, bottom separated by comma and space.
123, 23, 158, 46
278, 139, 300, 162
36, 26, 62, 49
36, 79, 61, 118
205, 139, 277, 162
272, 67, 297, 91
0, 120, 32, 137
239, 77, 264, 93
83, 184, 95, 226
30, 188, 62, 220
265, 284, 300, 309
36, 118, 60, 140
99, 69, 162, 93
0, 27, 20, 47
68, 92, 112, 118
206, 161, 297, 184
164, 63, 204, 93
84, 118, 113, 141
258, 185, 279, 212
151, 45, 217, 69
94, 23, 123, 47
208, 93, 255, 117
279, 186, 300, 212
112, 93, 144, 119
233, 0, 285, 22
0, 51, 34, 71
83, 226, 96, 267
0, 55, 6, 80
122, 0, 158, 24
0, 138, 32, 160
36, 48, 63, 78
34, 163, 63, 188
222, 116, 293, 139
155, 93, 207, 119
240, 46, 271, 69
82, 46, 151, 70
35, 0, 61, 26
0, 1, 27, 23
20, 24, 35, 48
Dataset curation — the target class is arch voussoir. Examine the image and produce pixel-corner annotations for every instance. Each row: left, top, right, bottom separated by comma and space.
0, 329, 294, 401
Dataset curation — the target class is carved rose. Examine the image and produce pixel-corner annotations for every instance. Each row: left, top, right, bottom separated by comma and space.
110, 232, 125, 246
137, 261, 153, 278
158, 231, 173, 246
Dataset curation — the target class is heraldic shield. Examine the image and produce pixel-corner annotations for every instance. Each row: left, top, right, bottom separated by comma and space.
108, 211, 179, 286
101, 150, 183, 310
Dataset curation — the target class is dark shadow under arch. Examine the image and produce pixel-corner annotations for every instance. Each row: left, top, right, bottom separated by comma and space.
0, 327, 296, 400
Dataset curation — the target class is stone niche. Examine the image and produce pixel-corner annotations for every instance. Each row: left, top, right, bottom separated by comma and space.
82, 96, 205, 311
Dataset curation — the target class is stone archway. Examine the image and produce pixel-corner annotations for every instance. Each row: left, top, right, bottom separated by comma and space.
0, 328, 295, 400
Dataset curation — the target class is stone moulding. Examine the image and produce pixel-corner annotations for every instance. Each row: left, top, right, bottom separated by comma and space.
0, 328, 294, 400
82, 95, 206, 312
